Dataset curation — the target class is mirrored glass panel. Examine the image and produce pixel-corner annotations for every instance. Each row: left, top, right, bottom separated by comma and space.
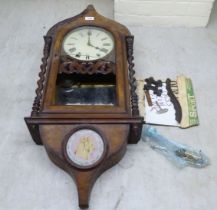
55, 73, 116, 105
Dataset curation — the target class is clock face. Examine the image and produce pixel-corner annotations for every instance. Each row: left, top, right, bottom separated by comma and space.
62, 26, 114, 61
65, 129, 105, 168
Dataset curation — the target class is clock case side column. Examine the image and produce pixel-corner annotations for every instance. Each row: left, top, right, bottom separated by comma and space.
126, 36, 144, 144
25, 35, 52, 145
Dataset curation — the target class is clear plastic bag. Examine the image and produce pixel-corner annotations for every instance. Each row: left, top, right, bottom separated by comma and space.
142, 125, 210, 168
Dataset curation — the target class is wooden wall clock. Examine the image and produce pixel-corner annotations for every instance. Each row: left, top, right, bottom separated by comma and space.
25, 5, 143, 209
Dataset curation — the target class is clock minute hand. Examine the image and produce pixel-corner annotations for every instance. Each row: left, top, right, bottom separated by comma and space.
87, 35, 91, 46
87, 30, 92, 46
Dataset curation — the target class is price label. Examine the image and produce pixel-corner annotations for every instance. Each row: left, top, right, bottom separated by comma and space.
85, 16, 94, 21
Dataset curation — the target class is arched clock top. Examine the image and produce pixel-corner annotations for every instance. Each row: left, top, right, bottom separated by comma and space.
45, 7, 131, 63
46, 5, 131, 38
30, 5, 140, 118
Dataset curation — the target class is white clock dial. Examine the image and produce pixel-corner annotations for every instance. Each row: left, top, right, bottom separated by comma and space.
62, 26, 114, 61
65, 129, 105, 167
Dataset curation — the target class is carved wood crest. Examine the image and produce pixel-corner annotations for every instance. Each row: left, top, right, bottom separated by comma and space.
59, 57, 115, 75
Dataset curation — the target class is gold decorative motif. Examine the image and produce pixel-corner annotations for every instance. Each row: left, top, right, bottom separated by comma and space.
75, 137, 95, 160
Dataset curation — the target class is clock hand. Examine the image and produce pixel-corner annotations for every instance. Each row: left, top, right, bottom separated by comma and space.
87, 38, 97, 48
87, 44, 107, 53
86, 33, 108, 54
87, 29, 93, 46
96, 47, 108, 53
87, 35, 91, 46
86, 31, 101, 49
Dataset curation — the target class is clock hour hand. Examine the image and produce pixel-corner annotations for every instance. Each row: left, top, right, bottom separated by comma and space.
86, 31, 108, 54
87, 38, 97, 48
96, 47, 108, 53
87, 43, 107, 53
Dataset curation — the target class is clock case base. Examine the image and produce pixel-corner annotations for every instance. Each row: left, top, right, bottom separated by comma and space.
25, 118, 143, 208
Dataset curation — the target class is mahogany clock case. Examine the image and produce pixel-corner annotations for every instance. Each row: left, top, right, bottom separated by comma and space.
25, 5, 143, 209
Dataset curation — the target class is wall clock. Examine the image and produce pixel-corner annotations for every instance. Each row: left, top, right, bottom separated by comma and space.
25, 5, 143, 209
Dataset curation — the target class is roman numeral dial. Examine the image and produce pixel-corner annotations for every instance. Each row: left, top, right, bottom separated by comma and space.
62, 26, 114, 61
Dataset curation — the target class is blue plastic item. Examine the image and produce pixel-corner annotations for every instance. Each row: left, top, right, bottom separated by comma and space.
142, 125, 210, 168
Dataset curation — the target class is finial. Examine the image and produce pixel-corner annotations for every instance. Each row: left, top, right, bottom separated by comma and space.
86, 4, 96, 11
